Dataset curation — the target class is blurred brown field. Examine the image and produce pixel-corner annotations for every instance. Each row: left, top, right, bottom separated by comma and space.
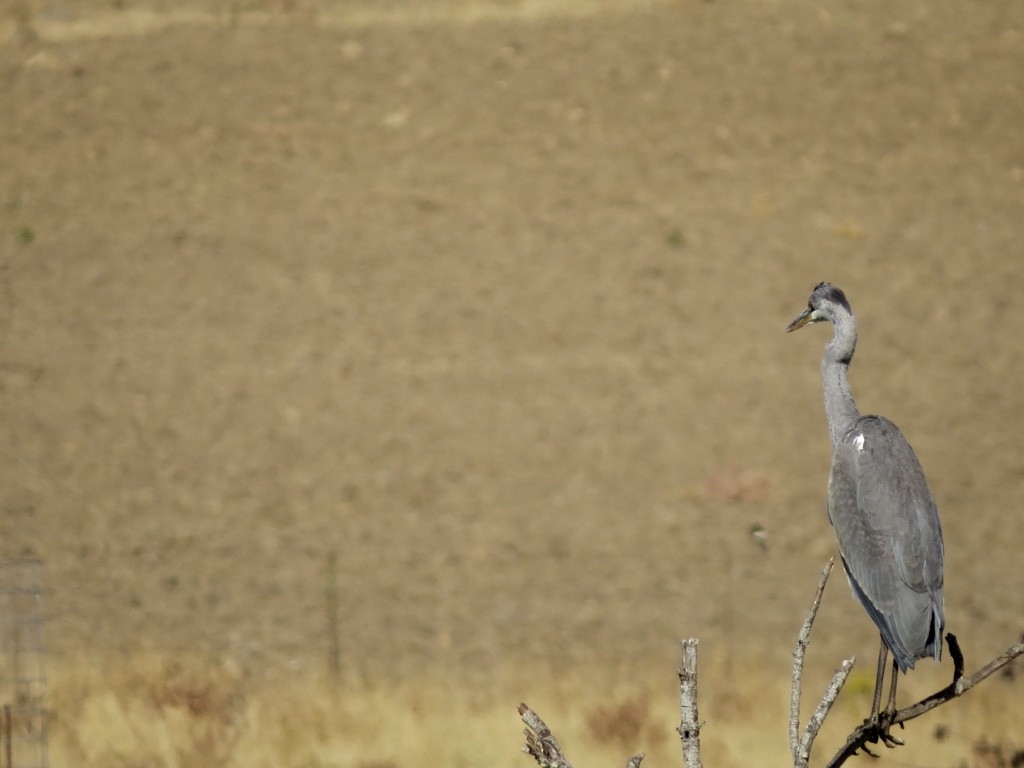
1, 0, 1023, 765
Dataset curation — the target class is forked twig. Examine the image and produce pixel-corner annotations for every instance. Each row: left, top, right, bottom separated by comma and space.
790, 559, 856, 767
789, 559, 831, 760
517, 564, 1024, 768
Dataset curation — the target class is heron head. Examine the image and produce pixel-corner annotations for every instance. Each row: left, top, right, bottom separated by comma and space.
785, 282, 851, 332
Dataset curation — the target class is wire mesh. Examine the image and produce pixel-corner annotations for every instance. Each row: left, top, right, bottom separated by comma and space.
0, 559, 48, 768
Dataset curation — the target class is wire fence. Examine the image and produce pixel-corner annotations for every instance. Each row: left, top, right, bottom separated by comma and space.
0, 559, 48, 768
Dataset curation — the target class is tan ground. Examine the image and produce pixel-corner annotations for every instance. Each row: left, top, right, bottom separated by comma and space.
1, 1, 1023, 764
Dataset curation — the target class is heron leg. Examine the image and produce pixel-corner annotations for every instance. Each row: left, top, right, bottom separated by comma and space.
880, 657, 906, 742
869, 638, 887, 724
884, 657, 899, 718
868, 639, 904, 748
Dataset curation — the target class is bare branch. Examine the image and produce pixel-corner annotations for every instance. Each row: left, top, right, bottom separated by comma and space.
790, 559, 857, 767
824, 637, 1024, 768
677, 638, 703, 768
790, 558, 834, 763
519, 703, 574, 768
516, 567, 1023, 768
518, 702, 645, 768
798, 657, 855, 765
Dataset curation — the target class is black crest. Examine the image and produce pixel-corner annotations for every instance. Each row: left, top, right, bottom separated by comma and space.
811, 282, 852, 313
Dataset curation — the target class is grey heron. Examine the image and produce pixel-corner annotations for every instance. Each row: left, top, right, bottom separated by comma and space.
786, 282, 945, 743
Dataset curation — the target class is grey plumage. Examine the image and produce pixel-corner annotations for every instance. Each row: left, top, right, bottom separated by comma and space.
787, 282, 945, 673
829, 415, 945, 670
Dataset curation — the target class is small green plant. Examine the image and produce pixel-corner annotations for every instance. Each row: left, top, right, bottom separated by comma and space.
665, 228, 685, 248
17, 226, 35, 244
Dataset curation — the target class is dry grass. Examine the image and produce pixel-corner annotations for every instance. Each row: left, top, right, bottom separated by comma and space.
45, 648, 1021, 768
0, 0, 675, 46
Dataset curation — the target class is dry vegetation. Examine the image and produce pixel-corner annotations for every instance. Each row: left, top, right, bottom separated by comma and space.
46, 649, 1023, 768
2, 0, 1024, 766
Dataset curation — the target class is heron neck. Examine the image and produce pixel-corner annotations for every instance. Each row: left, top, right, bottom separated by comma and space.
821, 313, 860, 449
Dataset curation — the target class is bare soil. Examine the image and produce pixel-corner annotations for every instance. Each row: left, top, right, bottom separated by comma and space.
1, 0, 1023, 690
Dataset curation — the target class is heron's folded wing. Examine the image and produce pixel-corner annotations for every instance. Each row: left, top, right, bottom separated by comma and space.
828, 416, 944, 666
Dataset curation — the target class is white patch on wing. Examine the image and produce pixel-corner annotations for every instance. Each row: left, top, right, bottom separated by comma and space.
852, 433, 865, 452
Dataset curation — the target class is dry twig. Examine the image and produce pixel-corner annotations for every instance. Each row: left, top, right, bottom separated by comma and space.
519, 701, 644, 768
789, 558, 831, 761
677, 638, 703, 768
517, 562, 1024, 768
789, 559, 856, 767
519, 702, 574, 768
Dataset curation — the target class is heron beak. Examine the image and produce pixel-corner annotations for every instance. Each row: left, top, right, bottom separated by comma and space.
785, 308, 814, 333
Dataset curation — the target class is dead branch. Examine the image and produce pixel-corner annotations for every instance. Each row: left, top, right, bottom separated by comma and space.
518, 702, 644, 768
790, 560, 830, 760
824, 636, 1024, 768
517, 562, 1023, 768
519, 702, 574, 768
789, 559, 856, 767
677, 638, 703, 768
